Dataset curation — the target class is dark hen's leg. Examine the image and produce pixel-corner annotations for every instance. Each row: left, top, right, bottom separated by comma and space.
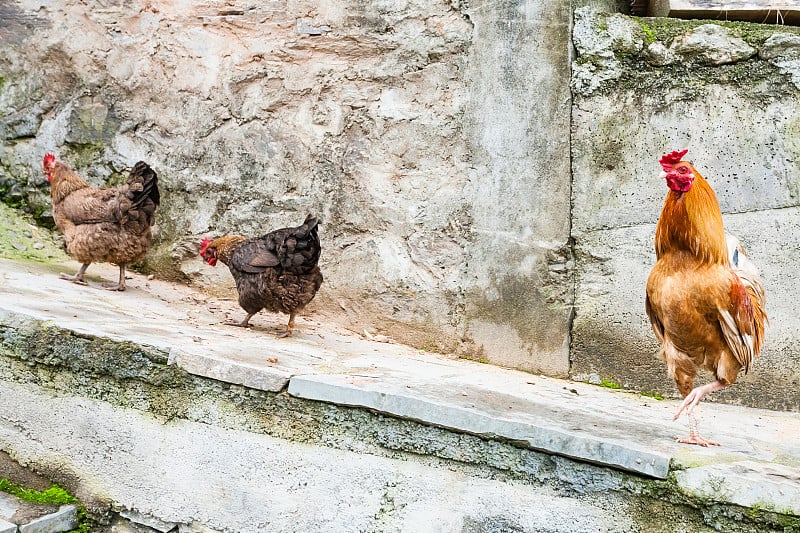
278, 313, 296, 338
60, 263, 90, 285
103, 264, 127, 291
225, 312, 255, 328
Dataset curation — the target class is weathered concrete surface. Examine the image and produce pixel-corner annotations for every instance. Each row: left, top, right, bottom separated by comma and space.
0, 381, 689, 533
289, 367, 673, 478
0, 0, 574, 375
571, 8, 800, 410
460, 0, 573, 375
0, 258, 798, 531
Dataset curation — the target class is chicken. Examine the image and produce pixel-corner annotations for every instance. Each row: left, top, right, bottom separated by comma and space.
42, 153, 160, 291
645, 149, 767, 446
199, 215, 323, 337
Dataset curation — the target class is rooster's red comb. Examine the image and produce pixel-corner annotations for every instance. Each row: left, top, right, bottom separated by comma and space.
199, 237, 211, 256
659, 149, 688, 171
42, 153, 55, 167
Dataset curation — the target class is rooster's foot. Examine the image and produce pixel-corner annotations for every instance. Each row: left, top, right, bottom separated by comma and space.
277, 330, 293, 338
102, 284, 126, 292
677, 434, 720, 447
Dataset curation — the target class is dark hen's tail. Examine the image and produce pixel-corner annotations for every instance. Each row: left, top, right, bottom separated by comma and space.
278, 214, 321, 274
126, 162, 160, 226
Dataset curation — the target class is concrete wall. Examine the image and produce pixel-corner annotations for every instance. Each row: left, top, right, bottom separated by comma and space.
0, 0, 574, 376
0, 315, 770, 532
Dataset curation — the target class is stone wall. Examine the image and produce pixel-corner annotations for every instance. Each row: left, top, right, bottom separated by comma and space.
0, 0, 574, 375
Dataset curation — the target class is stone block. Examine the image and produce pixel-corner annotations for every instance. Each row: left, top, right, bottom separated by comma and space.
18, 505, 77, 533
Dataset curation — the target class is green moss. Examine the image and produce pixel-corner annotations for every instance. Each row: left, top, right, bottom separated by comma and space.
640, 390, 664, 400
631, 16, 800, 47
0, 479, 76, 505
637, 20, 657, 45
0, 203, 70, 263
599, 378, 622, 389
63, 142, 105, 171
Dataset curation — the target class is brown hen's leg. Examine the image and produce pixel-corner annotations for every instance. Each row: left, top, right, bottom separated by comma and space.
60, 263, 90, 285
278, 313, 296, 338
103, 264, 127, 291
674, 380, 724, 447
226, 313, 255, 327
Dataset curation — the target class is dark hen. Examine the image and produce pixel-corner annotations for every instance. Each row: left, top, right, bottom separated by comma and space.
200, 215, 323, 337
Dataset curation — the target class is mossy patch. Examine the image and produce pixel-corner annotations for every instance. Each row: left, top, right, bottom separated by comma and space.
0, 203, 69, 263
640, 390, 664, 400
599, 377, 622, 389
0, 478, 76, 505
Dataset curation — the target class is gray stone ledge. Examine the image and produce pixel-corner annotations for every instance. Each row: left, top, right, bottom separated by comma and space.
0, 258, 798, 520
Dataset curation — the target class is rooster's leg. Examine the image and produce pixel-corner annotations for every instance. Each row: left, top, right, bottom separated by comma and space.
674, 380, 724, 447
278, 313, 296, 338
677, 412, 720, 447
60, 263, 90, 285
225, 313, 254, 328
103, 264, 127, 291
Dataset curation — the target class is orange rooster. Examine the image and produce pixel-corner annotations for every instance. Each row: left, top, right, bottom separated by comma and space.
645, 149, 767, 446
43, 153, 160, 291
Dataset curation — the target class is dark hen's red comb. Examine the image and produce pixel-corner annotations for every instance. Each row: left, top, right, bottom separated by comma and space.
659, 149, 688, 172
199, 238, 211, 256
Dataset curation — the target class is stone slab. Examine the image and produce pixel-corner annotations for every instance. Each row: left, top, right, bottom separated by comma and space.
0, 519, 14, 533
119, 509, 178, 532
288, 371, 672, 478
18, 505, 77, 533
0, 260, 344, 393
287, 351, 800, 485
0, 492, 20, 522
675, 461, 800, 515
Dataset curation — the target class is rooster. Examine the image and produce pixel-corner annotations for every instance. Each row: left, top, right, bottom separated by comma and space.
199, 215, 323, 337
43, 153, 160, 291
645, 149, 767, 446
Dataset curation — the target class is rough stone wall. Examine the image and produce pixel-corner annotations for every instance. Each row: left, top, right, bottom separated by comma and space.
0, 0, 573, 375
570, 7, 800, 410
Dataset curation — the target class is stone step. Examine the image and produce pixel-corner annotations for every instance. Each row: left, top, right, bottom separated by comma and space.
0, 491, 77, 533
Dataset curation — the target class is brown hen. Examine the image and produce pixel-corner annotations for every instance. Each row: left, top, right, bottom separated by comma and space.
43, 154, 160, 291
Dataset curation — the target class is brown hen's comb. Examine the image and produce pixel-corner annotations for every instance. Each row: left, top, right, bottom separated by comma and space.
659, 149, 688, 171
42, 153, 55, 168
199, 238, 211, 256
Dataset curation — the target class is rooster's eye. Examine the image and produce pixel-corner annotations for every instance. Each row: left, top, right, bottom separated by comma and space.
678, 166, 689, 174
